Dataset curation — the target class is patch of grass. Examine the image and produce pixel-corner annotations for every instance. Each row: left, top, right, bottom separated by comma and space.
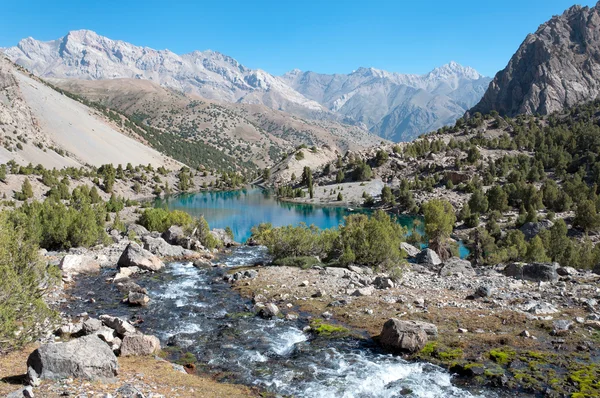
419, 342, 437, 357
464, 362, 484, 370
484, 367, 505, 377
417, 342, 463, 361
175, 351, 197, 365
489, 347, 516, 365
437, 348, 464, 361
520, 350, 554, 363
310, 319, 351, 338
568, 364, 600, 397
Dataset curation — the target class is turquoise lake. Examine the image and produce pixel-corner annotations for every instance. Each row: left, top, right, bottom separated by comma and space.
154, 188, 469, 258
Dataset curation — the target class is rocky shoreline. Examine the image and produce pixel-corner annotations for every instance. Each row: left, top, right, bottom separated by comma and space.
1, 222, 255, 398
230, 244, 600, 397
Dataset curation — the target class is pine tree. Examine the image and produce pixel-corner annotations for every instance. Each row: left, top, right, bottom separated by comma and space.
422, 199, 456, 260
21, 178, 33, 200
0, 164, 7, 183
526, 236, 550, 262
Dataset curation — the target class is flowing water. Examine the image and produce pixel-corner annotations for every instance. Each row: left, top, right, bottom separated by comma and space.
65, 247, 495, 398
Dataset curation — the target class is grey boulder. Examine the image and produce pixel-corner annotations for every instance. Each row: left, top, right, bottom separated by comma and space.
143, 235, 183, 256
210, 228, 236, 247
118, 242, 164, 272
99, 314, 137, 336
162, 225, 185, 245
127, 291, 150, 306
120, 333, 161, 356
519, 220, 553, 240
400, 242, 420, 257
60, 254, 100, 276
504, 262, 558, 282
373, 276, 395, 289
27, 335, 118, 381
439, 257, 475, 277
379, 318, 429, 354
254, 302, 280, 318
126, 223, 150, 238
114, 280, 147, 294
82, 318, 103, 335
415, 249, 441, 266
142, 235, 198, 258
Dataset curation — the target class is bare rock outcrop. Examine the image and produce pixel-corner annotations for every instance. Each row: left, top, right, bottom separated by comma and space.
471, 3, 600, 117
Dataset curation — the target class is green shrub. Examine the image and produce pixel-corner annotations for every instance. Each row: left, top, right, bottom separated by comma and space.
251, 222, 337, 259
9, 199, 108, 250
15, 179, 34, 201
338, 211, 406, 269
252, 210, 406, 270
374, 150, 389, 166
422, 199, 456, 260
273, 256, 321, 269
0, 213, 58, 352
352, 162, 372, 181
190, 215, 221, 250
138, 208, 193, 233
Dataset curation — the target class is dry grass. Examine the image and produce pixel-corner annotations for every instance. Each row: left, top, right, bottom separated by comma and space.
0, 345, 257, 397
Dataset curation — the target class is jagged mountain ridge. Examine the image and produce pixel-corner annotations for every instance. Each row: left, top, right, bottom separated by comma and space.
3, 30, 490, 142
280, 62, 491, 141
2, 30, 330, 120
470, 2, 600, 117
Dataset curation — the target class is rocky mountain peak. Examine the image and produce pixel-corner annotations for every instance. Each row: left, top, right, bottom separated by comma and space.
3, 29, 490, 142
470, 1, 600, 117
427, 61, 483, 81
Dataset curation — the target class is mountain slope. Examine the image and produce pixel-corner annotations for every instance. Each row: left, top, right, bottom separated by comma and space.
3, 30, 489, 142
470, 2, 600, 117
280, 62, 491, 141
0, 57, 179, 169
49, 78, 383, 168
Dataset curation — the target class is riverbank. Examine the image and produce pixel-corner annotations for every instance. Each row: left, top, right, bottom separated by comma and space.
231, 260, 600, 396
0, 220, 265, 397
0, 343, 258, 397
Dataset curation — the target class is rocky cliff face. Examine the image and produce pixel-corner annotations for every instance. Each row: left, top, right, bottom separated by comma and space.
471, 2, 600, 117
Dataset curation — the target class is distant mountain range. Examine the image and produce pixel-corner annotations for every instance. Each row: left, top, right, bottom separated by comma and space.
2, 30, 491, 141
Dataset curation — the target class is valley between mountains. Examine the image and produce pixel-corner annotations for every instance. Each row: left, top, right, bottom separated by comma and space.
2, 2, 600, 398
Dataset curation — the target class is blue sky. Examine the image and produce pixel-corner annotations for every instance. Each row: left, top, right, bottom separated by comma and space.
1, 0, 596, 77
